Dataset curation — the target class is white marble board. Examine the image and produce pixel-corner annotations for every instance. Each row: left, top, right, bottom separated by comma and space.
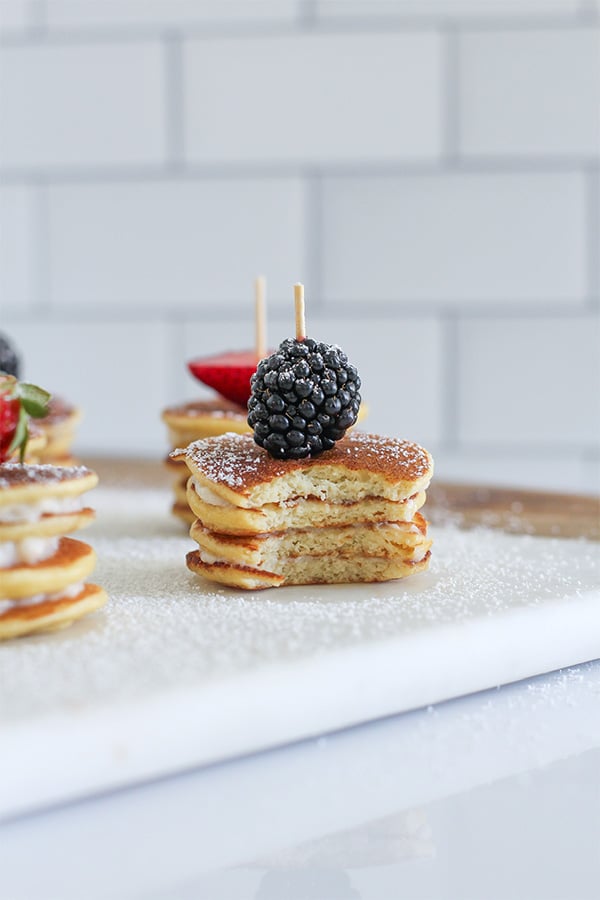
0, 486, 598, 820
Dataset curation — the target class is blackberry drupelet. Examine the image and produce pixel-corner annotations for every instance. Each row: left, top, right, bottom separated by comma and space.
248, 337, 361, 459
0, 333, 20, 379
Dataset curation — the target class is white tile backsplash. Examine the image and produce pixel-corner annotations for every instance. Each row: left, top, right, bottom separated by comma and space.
321, 173, 587, 304
46, 178, 307, 309
0, 42, 167, 170
457, 316, 600, 446
459, 28, 600, 158
0, 5, 598, 488
0, 0, 33, 33
183, 32, 443, 163
0, 185, 36, 310
2, 321, 174, 455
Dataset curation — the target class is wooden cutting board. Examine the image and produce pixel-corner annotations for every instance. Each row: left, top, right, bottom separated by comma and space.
0, 463, 598, 821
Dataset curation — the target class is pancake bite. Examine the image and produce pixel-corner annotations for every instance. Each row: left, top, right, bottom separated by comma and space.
173, 284, 434, 590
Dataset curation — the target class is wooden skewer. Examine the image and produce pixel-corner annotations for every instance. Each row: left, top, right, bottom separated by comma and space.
294, 282, 306, 342
255, 275, 267, 359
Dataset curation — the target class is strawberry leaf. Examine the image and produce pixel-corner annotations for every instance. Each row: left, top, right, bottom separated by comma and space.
18, 383, 51, 418
7, 405, 29, 462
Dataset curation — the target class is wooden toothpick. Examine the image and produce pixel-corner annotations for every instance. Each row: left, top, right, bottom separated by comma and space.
255, 275, 267, 359
294, 282, 306, 342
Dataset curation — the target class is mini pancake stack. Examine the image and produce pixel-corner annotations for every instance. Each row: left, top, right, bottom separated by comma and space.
37, 396, 82, 465
0, 463, 106, 639
162, 398, 251, 524
171, 431, 433, 590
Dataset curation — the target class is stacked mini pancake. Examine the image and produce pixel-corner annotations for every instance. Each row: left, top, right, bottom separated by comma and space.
0, 463, 106, 639
171, 431, 433, 590
37, 396, 82, 465
162, 398, 251, 524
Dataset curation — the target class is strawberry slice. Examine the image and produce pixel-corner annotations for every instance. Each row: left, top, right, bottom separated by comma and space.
0, 375, 51, 462
188, 350, 269, 408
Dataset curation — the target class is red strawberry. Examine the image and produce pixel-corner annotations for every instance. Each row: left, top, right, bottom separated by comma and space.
0, 375, 51, 462
0, 383, 20, 461
188, 350, 270, 408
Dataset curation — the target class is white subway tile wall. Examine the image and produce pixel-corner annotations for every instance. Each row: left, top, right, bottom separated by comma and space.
183, 33, 443, 163
459, 28, 600, 158
321, 173, 587, 304
0, 1, 598, 491
46, 179, 307, 308
0, 185, 36, 310
0, 42, 168, 170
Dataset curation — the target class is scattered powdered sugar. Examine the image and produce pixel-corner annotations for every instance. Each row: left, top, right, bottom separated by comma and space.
0, 486, 597, 726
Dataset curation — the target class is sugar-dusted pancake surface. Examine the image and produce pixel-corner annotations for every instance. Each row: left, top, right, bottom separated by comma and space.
0, 463, 98, 508
172, 431, 434, 508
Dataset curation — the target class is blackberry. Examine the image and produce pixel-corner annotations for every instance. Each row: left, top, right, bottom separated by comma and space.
0, 333, 20, 379
248, 337, 361, 459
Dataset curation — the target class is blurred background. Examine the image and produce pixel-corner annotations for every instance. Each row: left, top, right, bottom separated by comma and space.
0, 0, 598, 491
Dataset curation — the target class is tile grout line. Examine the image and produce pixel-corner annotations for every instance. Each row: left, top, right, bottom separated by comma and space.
28, 0, 47, 34
30, 180, 50, 314
585, 165, 600, 307
441, 23, 460, 164
0, 14, 592, 47
304, 172, 323, 310
440, 311, 460, 452
2, 159, 597, 187
164, 33, 185, 170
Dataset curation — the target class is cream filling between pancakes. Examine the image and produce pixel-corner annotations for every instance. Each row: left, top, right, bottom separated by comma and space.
0, 495, 85, 524
0, 581, 84, 614
0, 536, 60, 567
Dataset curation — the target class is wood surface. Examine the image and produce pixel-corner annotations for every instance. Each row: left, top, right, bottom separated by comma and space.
88, 458, 599, 542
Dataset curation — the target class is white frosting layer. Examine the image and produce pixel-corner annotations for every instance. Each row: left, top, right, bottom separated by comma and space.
192, 479, 232, 508
0, 582, 84, 614
0, 496, 84, 524
0, 536, 60, 568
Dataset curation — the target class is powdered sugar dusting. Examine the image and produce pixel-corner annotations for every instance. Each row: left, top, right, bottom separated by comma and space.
0, 485, 597, 726
0, 463, 93, 491
174, 431, 432, 490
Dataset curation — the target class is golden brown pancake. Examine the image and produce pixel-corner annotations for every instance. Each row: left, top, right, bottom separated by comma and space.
37, 396, 82, 463
172, 432, 433, 508
186, 548, 431, 591
190, 512, 431, 569
0, 463, 98, 509
1, 536, 96, 599
162, 398, 250, 446
0, 583, 107, 640
0, 508, 95, 541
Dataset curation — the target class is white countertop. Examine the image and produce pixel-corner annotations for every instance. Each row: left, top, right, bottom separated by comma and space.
1, 657, 599, 900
